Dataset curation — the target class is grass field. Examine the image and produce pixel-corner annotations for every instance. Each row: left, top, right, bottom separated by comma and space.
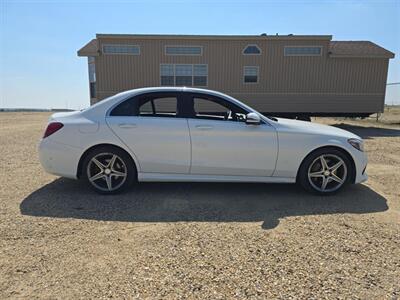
0, 110, 399, 299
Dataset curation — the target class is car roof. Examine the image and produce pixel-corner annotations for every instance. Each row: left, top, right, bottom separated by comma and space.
82, 86, 264, 122
115, 86, 229, 98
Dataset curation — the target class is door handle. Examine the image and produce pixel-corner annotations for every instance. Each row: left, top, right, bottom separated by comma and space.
195, 125, 213, 130
118, 123, 137, 129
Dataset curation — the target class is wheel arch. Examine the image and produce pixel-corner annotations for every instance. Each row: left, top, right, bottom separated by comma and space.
296, 145, 356, 184
76, 143, 138, 179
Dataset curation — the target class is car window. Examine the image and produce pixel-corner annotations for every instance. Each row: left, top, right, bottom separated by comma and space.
139, 100, 153, 115
139, 96, 178, 117
109, 97, 137, 116
194, 98, 227, 120
110, 92, 180, 117
192, 95, 246, 122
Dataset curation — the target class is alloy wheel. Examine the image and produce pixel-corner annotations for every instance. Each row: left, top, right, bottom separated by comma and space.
86, 152, 127, 192
307, 154, 347, 193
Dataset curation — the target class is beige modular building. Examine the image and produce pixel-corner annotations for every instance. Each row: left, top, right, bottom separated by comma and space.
78, 33, 394, 118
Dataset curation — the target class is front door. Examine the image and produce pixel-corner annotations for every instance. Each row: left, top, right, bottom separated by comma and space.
186, 93, 278, 177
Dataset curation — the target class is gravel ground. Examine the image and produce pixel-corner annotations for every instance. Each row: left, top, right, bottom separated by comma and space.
1, 111, 399, 299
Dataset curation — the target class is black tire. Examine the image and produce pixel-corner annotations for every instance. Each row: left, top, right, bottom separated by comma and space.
297, 148, 353, 195
82, 145, 137, 195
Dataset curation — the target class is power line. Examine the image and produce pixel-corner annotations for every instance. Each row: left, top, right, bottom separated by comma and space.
387, 82, 400, 86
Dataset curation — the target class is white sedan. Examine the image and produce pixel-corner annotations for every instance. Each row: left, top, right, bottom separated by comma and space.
39, 87, 367, 195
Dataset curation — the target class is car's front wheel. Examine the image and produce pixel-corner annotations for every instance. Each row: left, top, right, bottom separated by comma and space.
82, 146, 136, 194
298, 148, 352, 195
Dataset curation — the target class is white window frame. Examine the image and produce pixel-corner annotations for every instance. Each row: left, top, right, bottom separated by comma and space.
243, 66, 259, 84
284, 46, 323, 57
165, 45, 203, 56
160, 64, 208, 87
242, 44, 262, 55
102, 44, 140, 55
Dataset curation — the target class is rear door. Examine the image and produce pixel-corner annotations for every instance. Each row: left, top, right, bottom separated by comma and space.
185, 93, 278, 177
106, 92, 191, 174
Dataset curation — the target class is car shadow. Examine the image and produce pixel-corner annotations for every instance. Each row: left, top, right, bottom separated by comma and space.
332, 123, 400, 139
20, 179, 388, 230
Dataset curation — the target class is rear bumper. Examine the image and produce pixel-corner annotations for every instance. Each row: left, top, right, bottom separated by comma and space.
38, 138, 82, 179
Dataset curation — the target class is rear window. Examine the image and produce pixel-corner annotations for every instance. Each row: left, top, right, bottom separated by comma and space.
139, 96, 178, 117
109, 92, 180, 117
110, 97, 137, 116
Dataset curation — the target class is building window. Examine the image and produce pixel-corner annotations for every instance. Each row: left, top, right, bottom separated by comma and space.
175, 64, 193, 85
88, 56, 96, 98
284, 46, 322, 56
89, 83, 96, 98
165, 46, 202, 56
88, 62, 96, 83
160, 64, 208, 86
243, 44, 261, 55
103, 44, 140, 55
193, 65, 207, 86
160, 64, 174, 85
243, 66, 259, 83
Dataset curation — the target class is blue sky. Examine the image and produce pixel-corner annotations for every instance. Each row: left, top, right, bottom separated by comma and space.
1, 0, 399, 109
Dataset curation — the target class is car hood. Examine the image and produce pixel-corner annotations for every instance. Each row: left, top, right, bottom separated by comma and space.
273, 118, 361, 140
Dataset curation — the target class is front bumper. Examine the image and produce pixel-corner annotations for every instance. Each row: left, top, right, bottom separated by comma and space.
38, 138, 82, 179
353, 150, 368, 184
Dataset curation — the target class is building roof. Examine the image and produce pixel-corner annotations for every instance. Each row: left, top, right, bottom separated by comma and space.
77, 39, 99, 57
329, 41, 395, 58
95, 33, 333, 41
77, 35, 394, 59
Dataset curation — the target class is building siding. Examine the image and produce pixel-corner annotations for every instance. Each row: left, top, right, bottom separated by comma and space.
87, 36, 391, 114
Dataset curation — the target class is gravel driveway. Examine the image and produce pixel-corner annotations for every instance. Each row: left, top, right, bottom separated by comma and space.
1, 112, 399, 299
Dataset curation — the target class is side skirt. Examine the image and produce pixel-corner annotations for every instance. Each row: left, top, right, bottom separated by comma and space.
138, 173, 296, 183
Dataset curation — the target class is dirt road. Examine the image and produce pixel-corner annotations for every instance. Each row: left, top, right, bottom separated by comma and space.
1, 112, 399, 299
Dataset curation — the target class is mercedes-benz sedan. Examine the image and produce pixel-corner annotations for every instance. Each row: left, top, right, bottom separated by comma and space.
39, 87, 367, 195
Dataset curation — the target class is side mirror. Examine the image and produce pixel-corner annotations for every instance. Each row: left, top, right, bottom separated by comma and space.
245, 112, 261, 125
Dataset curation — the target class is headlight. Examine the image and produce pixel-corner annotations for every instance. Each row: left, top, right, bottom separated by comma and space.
348, 138, 364, 152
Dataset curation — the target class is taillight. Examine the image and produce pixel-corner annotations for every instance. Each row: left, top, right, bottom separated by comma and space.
43, 122, 64, 138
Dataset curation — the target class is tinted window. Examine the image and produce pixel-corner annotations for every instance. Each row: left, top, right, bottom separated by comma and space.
139, 96, 178, 117
191, 94, 246, 122
139, 101, 153, 115
110, 92, 180, 117
110, 97, 137, 116
194, 98, 227, 120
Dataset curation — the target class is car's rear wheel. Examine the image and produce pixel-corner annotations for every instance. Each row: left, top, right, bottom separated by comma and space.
298, 148, 352, 195
82, 146, 136, 194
